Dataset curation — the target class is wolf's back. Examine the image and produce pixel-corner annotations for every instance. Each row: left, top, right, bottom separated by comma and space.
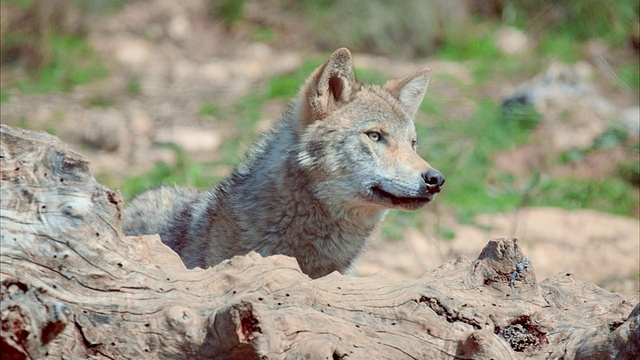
123, 186, 200, 240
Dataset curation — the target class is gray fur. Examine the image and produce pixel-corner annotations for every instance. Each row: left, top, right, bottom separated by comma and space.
123, 48, 444, 279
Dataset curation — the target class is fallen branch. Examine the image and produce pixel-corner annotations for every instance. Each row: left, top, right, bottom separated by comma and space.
1, 124, 637, 359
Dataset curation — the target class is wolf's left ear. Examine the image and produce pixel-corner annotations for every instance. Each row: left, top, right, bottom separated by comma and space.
384, 68, 431, 118
298, 48, 356, 126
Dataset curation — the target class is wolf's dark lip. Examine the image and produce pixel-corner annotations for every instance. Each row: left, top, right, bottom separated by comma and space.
370, 186, 432, 209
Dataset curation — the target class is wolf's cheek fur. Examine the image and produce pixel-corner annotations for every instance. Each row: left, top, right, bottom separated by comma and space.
298, 124, 434, 207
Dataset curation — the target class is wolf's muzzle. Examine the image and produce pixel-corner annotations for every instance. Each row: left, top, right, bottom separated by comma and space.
423, 169, 445, 194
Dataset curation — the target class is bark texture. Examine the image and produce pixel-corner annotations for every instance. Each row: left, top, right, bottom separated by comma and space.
1, 124, 638, 359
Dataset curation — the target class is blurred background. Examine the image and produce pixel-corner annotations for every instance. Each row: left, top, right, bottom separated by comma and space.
1, 0, 638, 294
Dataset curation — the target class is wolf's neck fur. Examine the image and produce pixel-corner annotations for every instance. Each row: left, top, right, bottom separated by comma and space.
204, 112, 386, 278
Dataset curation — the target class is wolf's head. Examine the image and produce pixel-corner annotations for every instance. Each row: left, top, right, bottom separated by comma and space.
295, 48, 444, 211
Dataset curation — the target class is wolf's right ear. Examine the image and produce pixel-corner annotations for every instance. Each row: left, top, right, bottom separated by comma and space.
298, 48, 356, 127
384, 68, 431, 119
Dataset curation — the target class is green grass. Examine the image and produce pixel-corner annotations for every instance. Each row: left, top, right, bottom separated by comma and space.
199, 102, 220, 117
558, 124, 631, 165
355, 68, 388, 84
415, 63, 638, 221
15, 33, 108, 93
266, 59, 323, 99
119, 144, 214, 200
253, 27, 274, 43
414, 93, 637, 223
438, 28, 501, 62
531, 178, 637, 216
3, 0, 31, 7
86, 95, 114, 108
618, 63, 640, 89
504, 0, 638, 45
13, 112, 64, 135
381, 211, 424, 241
299, 0, 446, 58
0, 89, 10, 103
125, 76, 141, 95
435, 23, 542, 83
592, 125, 629, 149
76, 0, 126, 14
266, 59, 388, 100
539, 34, 582, 63
618, 160, 640, 185
212, 0, 245, 26
416, 99, 544, 222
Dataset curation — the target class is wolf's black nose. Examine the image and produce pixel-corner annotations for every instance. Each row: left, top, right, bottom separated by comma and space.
423, 169, 445, 193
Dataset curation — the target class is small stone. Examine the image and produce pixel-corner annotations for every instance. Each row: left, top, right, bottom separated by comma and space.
82, 109, 127, 152
154, 127, 222, 153
168, 15, 190, 41
495, 27, 530, 55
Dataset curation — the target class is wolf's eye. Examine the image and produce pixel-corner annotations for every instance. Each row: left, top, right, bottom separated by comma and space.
367, 131, 382, 142
411, 139, 418, 150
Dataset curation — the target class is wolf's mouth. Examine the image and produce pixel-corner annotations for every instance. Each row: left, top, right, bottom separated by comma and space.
370, 186, 433, 209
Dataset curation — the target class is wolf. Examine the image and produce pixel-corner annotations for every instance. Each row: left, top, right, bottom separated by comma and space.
123, 48, 445, 279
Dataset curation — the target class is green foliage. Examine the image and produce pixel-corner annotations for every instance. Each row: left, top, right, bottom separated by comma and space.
12, 113, 63, 135
125, 76, 141, 95
267, 59, 322, 99
531, 178, 637, 216
75, 0, 126, 14
437, 226, 456, 241
417, 92, 637, 221
592, 126, 629, 150
500, 1, 637, 65
416, 99, 543, 220
438, 30, 500, 62
558, 149, 585, 164
253, 27, 274, 43
618, 63, 640, 89
213, 0, 245, 26
504, 0, 638, 45
355, 68, 387, 84
16, 33, 108, 93
298, 0, 449, 58
86, 95, 113, 108
233, 93, 268, 131
3, 0, 31, 7
617, 160, 640, 186
267, 60, 388, 100
0, 89, 10, 103
120, 144, 213, 200
199, 102, 219, 117
539, 34, 582, 63
381, 211, 423, 241
501, 103, 543, 133
559, 124, 630, 164
436, 24, 536, 82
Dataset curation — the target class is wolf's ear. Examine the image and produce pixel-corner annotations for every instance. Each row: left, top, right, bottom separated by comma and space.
384, 68, 431, 118
298, 48, 356, 126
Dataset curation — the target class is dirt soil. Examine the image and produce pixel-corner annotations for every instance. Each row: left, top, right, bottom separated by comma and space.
1, 0, 638, 296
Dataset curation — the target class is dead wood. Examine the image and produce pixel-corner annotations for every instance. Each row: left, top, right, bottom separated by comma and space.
1, 124, 638, 359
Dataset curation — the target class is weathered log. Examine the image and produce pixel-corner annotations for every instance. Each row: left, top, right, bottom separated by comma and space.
1, 124, 638, 359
